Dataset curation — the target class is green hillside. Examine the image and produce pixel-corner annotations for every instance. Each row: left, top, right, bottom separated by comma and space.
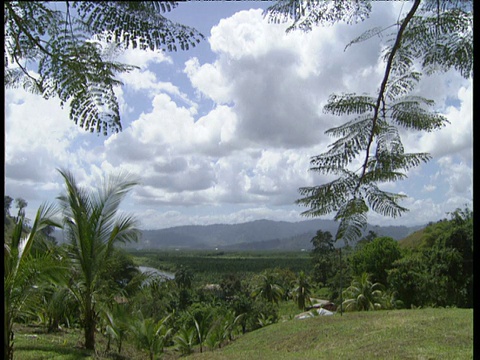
187, 308, 473, 359
397, 226, 427, 248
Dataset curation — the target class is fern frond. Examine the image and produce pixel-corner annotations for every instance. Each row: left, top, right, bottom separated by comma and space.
325, 114, 373, 138
402, 9, 473, 78
324, 93, 376, 116
388, 99, 448, 131
73, 2, 204, 52
344, 25, 391, 51
384, 71, 422, 100
362, 184, 408, 218
297, 172, 358, 217
334, 198, 368, 243
314, 129, 370, 169
375, 123, 404, 154
264, 0, 372, 33
361, 168, 407, 183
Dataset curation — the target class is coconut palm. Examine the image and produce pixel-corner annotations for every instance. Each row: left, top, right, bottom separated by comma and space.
57, 168, 140, 350
130, 312, 172, 360
102, 302, 132, 354
251, 273, 284, 305
4, 203, 62, 360
292, 271, 312, 310
342, 272, 384, 311
174, 325, 196, 356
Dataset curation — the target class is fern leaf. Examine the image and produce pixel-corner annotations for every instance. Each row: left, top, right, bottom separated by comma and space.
264, 0, 372, 33
344, 26, 388, 51
324, 93, 376, 116
297, 172, 358, 218
73, 2, 204, 52
334, 198, 368, 243
389, 100, 448, 131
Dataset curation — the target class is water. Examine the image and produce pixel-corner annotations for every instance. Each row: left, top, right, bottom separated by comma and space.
138, 266, 175, 280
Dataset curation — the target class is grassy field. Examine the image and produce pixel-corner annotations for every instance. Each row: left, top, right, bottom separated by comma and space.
187, 308, 473, 360
13, 308, 473, 359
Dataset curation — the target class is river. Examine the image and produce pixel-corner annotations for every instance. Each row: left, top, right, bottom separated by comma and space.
138, 266, 175, 280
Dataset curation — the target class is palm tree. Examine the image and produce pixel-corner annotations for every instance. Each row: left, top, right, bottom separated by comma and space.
174, 325, 196, 356
292, 271, 312, 311
192, 311, 212, 354
130, 312, 172, 360
251, 273, 284, 305
342, 272, 384, 311
57, 168, 140, 351
102, 302, 131, 354
4, 203, 62, 360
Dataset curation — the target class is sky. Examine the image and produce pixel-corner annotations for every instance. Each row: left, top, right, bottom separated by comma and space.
5, 1, 473, 230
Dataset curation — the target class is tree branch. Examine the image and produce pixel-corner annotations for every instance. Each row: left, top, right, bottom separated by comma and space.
354, 0, 421, 196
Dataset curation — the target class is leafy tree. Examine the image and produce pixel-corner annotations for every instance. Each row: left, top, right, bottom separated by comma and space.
266, 0, 473, 244
349, 236, 401, 286
14, 197, 28, 219
427, 216, 473, 308
230, 294, 254, 334
175, 265, 194, 290
355, 230, 378, 249
220, 273, 243, 299
387, 251, 432, 308
4, 203, 62, 360
310, 229, 335, 285
4, 1, 204, 135
57, 168, 140, 350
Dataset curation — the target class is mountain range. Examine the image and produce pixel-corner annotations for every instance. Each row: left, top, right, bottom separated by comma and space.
120, 219, 424, 251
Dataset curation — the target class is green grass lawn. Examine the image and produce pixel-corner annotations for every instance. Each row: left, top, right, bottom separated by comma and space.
13, 308, 473, 360
187, 308, 473, 360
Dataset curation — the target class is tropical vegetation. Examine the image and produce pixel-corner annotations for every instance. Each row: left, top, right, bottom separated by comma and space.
5, 184, 473, 358
4, 0, 473, 358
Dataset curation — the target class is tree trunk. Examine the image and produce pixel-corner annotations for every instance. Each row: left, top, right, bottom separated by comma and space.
84, 310, 96, 350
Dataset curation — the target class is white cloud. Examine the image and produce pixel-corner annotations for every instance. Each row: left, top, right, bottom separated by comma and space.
5, 3, 472, 230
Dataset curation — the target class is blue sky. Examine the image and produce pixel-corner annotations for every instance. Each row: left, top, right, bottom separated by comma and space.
5, 1, 473, 230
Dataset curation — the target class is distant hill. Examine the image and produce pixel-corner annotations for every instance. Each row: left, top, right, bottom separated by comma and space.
119, 219, 424, 251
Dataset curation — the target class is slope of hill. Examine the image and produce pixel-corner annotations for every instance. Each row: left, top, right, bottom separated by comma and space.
186, 308, 473, 359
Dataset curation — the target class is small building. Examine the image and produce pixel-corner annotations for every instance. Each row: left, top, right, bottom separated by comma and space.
307, 298, 337, 312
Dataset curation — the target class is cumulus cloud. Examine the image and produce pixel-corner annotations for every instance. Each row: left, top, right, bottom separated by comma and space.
5, 2, 472, 229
